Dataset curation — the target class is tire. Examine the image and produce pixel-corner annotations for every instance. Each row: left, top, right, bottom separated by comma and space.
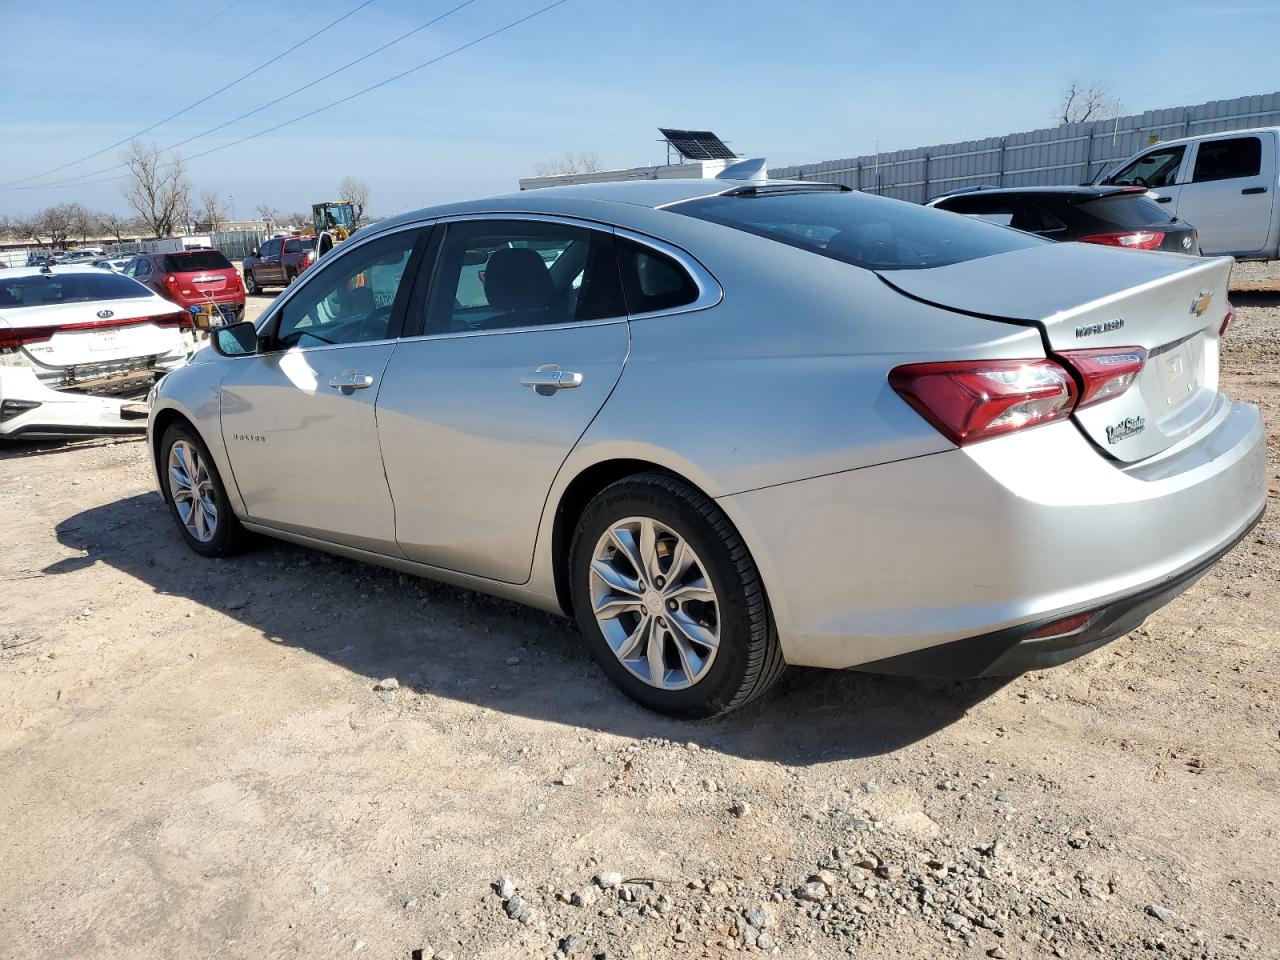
569, 473, 784, 719
286, 268, 297, 285
159, 422, 250, 558
243, 271, 260, 295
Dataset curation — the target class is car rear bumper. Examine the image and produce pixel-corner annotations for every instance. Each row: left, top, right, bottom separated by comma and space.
0, 361, 177, 440
718, 396, 1267, 672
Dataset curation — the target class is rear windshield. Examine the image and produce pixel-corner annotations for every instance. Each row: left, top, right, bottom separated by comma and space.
0, 272, 151, 308
671, 189, 1044, 270
162, 251, 232, 272
1077, 194, 1176, 228
284, 238, 309, 253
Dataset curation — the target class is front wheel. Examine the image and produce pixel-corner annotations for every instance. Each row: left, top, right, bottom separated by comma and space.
569, 473, 783, 718
160, 423, 250, 558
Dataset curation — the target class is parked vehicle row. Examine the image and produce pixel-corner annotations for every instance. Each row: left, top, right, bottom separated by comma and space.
147, 178, 1263, 717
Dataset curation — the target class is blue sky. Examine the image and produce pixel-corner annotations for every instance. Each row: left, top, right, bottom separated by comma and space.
3, 0, 1279, 219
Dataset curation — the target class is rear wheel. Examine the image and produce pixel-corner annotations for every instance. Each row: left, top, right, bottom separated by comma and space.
161, 423, 249, 558
243, 271, 260, 295
569, 473, 783, 718
286, 267, 298, 285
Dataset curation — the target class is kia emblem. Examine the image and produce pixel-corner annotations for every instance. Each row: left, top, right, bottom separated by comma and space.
97, 309, 114, 319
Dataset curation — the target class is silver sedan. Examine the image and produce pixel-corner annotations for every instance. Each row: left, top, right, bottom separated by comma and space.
147, 178, 1266, 717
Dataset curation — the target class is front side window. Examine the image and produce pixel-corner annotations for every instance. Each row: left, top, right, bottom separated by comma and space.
672, 189, 1044, 271
273, 231, 417, 349
1192, 136, 1262, 182
425, 220, 625, 335
1110, 145, 1186, 188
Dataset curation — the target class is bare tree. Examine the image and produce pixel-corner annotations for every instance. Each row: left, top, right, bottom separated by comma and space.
38, 205, 74, 249
200, 189, 229, 232
1056, 80, 1122, 125
8, 212, 43, 247
338, 176, 369, 221
286, 211, 312, 230
98, 210, 135, 244
255, 204, 280, 227
63, 202, 98, 243
121, 141, 192, 239
532, 151, 603, 177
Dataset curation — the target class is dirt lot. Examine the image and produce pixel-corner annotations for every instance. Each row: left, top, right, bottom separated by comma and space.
2, 274, 1278, 960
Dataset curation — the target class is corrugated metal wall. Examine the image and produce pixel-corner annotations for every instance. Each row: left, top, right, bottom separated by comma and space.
770, 92, 1280, 203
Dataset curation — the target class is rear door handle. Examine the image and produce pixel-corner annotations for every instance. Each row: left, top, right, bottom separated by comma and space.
328, 371, 375, 391
1242, 186, 1267, 195
1155, 196, 1173, 203
521, 363, 583, 395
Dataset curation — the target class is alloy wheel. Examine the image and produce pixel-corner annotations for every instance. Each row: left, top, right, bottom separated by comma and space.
167, 440, 218, 543
589, 516, 720, 690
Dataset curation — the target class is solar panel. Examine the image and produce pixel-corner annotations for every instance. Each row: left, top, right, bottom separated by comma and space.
658, 128, 738, 161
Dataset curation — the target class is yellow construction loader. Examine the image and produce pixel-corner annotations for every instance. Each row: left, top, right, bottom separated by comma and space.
312, 200, 358, 258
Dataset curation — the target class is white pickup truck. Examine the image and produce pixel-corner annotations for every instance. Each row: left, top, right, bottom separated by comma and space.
1098, 126, 1279, 260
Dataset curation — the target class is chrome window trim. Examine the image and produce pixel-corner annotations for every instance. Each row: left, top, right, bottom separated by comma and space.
613, 227, 723, 320
397, 315, 626, 345
250, 221, 429, 356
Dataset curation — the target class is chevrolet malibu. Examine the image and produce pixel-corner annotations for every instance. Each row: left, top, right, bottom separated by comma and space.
147, 179, 1266, 717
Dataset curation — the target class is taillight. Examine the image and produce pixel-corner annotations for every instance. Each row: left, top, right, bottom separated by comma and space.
888, 359, 1077, 446
0, 311, 191, 349
1055, 347, 1147, 409
1078, 231, 1165, 250
1220, 303, 1236, 338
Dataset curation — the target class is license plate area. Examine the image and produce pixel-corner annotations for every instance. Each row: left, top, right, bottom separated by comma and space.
1145, 333, 1205, 421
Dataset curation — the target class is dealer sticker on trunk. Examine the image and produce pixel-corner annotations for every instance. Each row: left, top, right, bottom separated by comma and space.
1106, 415, 1146, 444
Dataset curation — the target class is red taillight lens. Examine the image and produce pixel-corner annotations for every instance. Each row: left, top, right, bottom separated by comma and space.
164, 274, 178, 286
888, 359, 1077, 446
1220, 303, 1235, 338
0, 311, 191, 349
1056, 347, 1147, 409
1024, 609, 1097, 640
1078, 231, 1165, 250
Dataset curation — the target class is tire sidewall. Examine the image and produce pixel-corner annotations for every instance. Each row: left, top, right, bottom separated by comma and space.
570, 479, 760, 718
160, 423, 239, 558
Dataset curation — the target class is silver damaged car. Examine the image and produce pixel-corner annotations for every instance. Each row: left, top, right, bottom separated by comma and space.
148, 179, 1266, 717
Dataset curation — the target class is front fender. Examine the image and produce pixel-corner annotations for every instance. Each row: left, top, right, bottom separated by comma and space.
148, 358, 241, 515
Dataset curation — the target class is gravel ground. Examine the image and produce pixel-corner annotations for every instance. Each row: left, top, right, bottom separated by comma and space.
2, 271, 1278, 960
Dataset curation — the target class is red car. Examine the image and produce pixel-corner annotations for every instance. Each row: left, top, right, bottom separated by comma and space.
122, 249, 245, 326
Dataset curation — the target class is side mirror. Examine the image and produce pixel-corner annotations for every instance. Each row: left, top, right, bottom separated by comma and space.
249, 247, 259, 258
213, 321, 260, 357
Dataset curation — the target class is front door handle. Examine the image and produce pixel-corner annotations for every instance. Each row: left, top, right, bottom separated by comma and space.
1242, 186, 1267, 195
1155, 196, 1173, 203
328, 371, 375, 392
521, 364, 583, 395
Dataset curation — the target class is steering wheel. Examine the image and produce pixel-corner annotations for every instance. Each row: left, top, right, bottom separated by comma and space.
355, 304, 394, 342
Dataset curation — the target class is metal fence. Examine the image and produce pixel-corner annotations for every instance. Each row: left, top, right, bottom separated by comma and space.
210, 228, 267, 261
770, 91, 1280, 203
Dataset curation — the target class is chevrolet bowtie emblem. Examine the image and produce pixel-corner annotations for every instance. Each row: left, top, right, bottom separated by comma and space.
1190, 290, 1213, 317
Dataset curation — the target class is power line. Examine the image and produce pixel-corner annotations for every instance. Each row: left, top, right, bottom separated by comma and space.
13, 0, 481, 192
2, 0, 378, 188
28, 0, 251, 133
17, 0, 569, 194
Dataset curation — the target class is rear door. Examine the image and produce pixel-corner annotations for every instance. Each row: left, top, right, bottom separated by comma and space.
218, 227, 426, 553
376, 216, 630, 583
878, 243, 1234, 463
1177, 133, 1276, 255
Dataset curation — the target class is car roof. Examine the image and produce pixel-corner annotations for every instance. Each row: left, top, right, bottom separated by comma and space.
362, 178, 807, 238
1132, 124, 1280, 149
2, 264, 114, 278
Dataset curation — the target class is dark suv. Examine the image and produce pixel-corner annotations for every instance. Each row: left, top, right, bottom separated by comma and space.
242, 235, 315, 294
123, 249, 245, 325
927, 185, 1200, 254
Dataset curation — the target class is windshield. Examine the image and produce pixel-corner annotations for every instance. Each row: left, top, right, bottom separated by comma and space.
315, 203, 355, 231
0, 272, 151, 309
671, 189, 1045, 270
163, 251, 232, 272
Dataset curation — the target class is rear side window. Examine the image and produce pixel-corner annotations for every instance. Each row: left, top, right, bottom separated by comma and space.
1192, 137, 1262, 182
616, 237, 700, 313
673, 189, 1043, 270
1078, 195, 1175, 227
163, 251, 231, 272
0, 272, 151, 308
936, 196, 1067, 234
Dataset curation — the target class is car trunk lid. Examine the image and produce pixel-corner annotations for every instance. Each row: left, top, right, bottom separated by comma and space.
877, 244, 1233, 462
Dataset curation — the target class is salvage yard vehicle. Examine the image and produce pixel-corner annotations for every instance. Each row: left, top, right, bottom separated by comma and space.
241, 235, 316, 294
123, 249, 245, 327
1, 264, 194, 440
928, 185, 1200, 253
148, 179, 1266, 718
1097, 127, 1280, 260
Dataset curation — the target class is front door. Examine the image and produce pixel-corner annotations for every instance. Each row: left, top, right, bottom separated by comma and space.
377, 217, 630, 583
1108, 142, 1188, 211
1178, 134, 1276, 255
219, 227, 425, 553
258, 238, 283, 285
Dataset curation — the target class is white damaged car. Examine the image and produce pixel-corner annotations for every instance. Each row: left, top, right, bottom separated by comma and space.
1, 264, 197, 440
